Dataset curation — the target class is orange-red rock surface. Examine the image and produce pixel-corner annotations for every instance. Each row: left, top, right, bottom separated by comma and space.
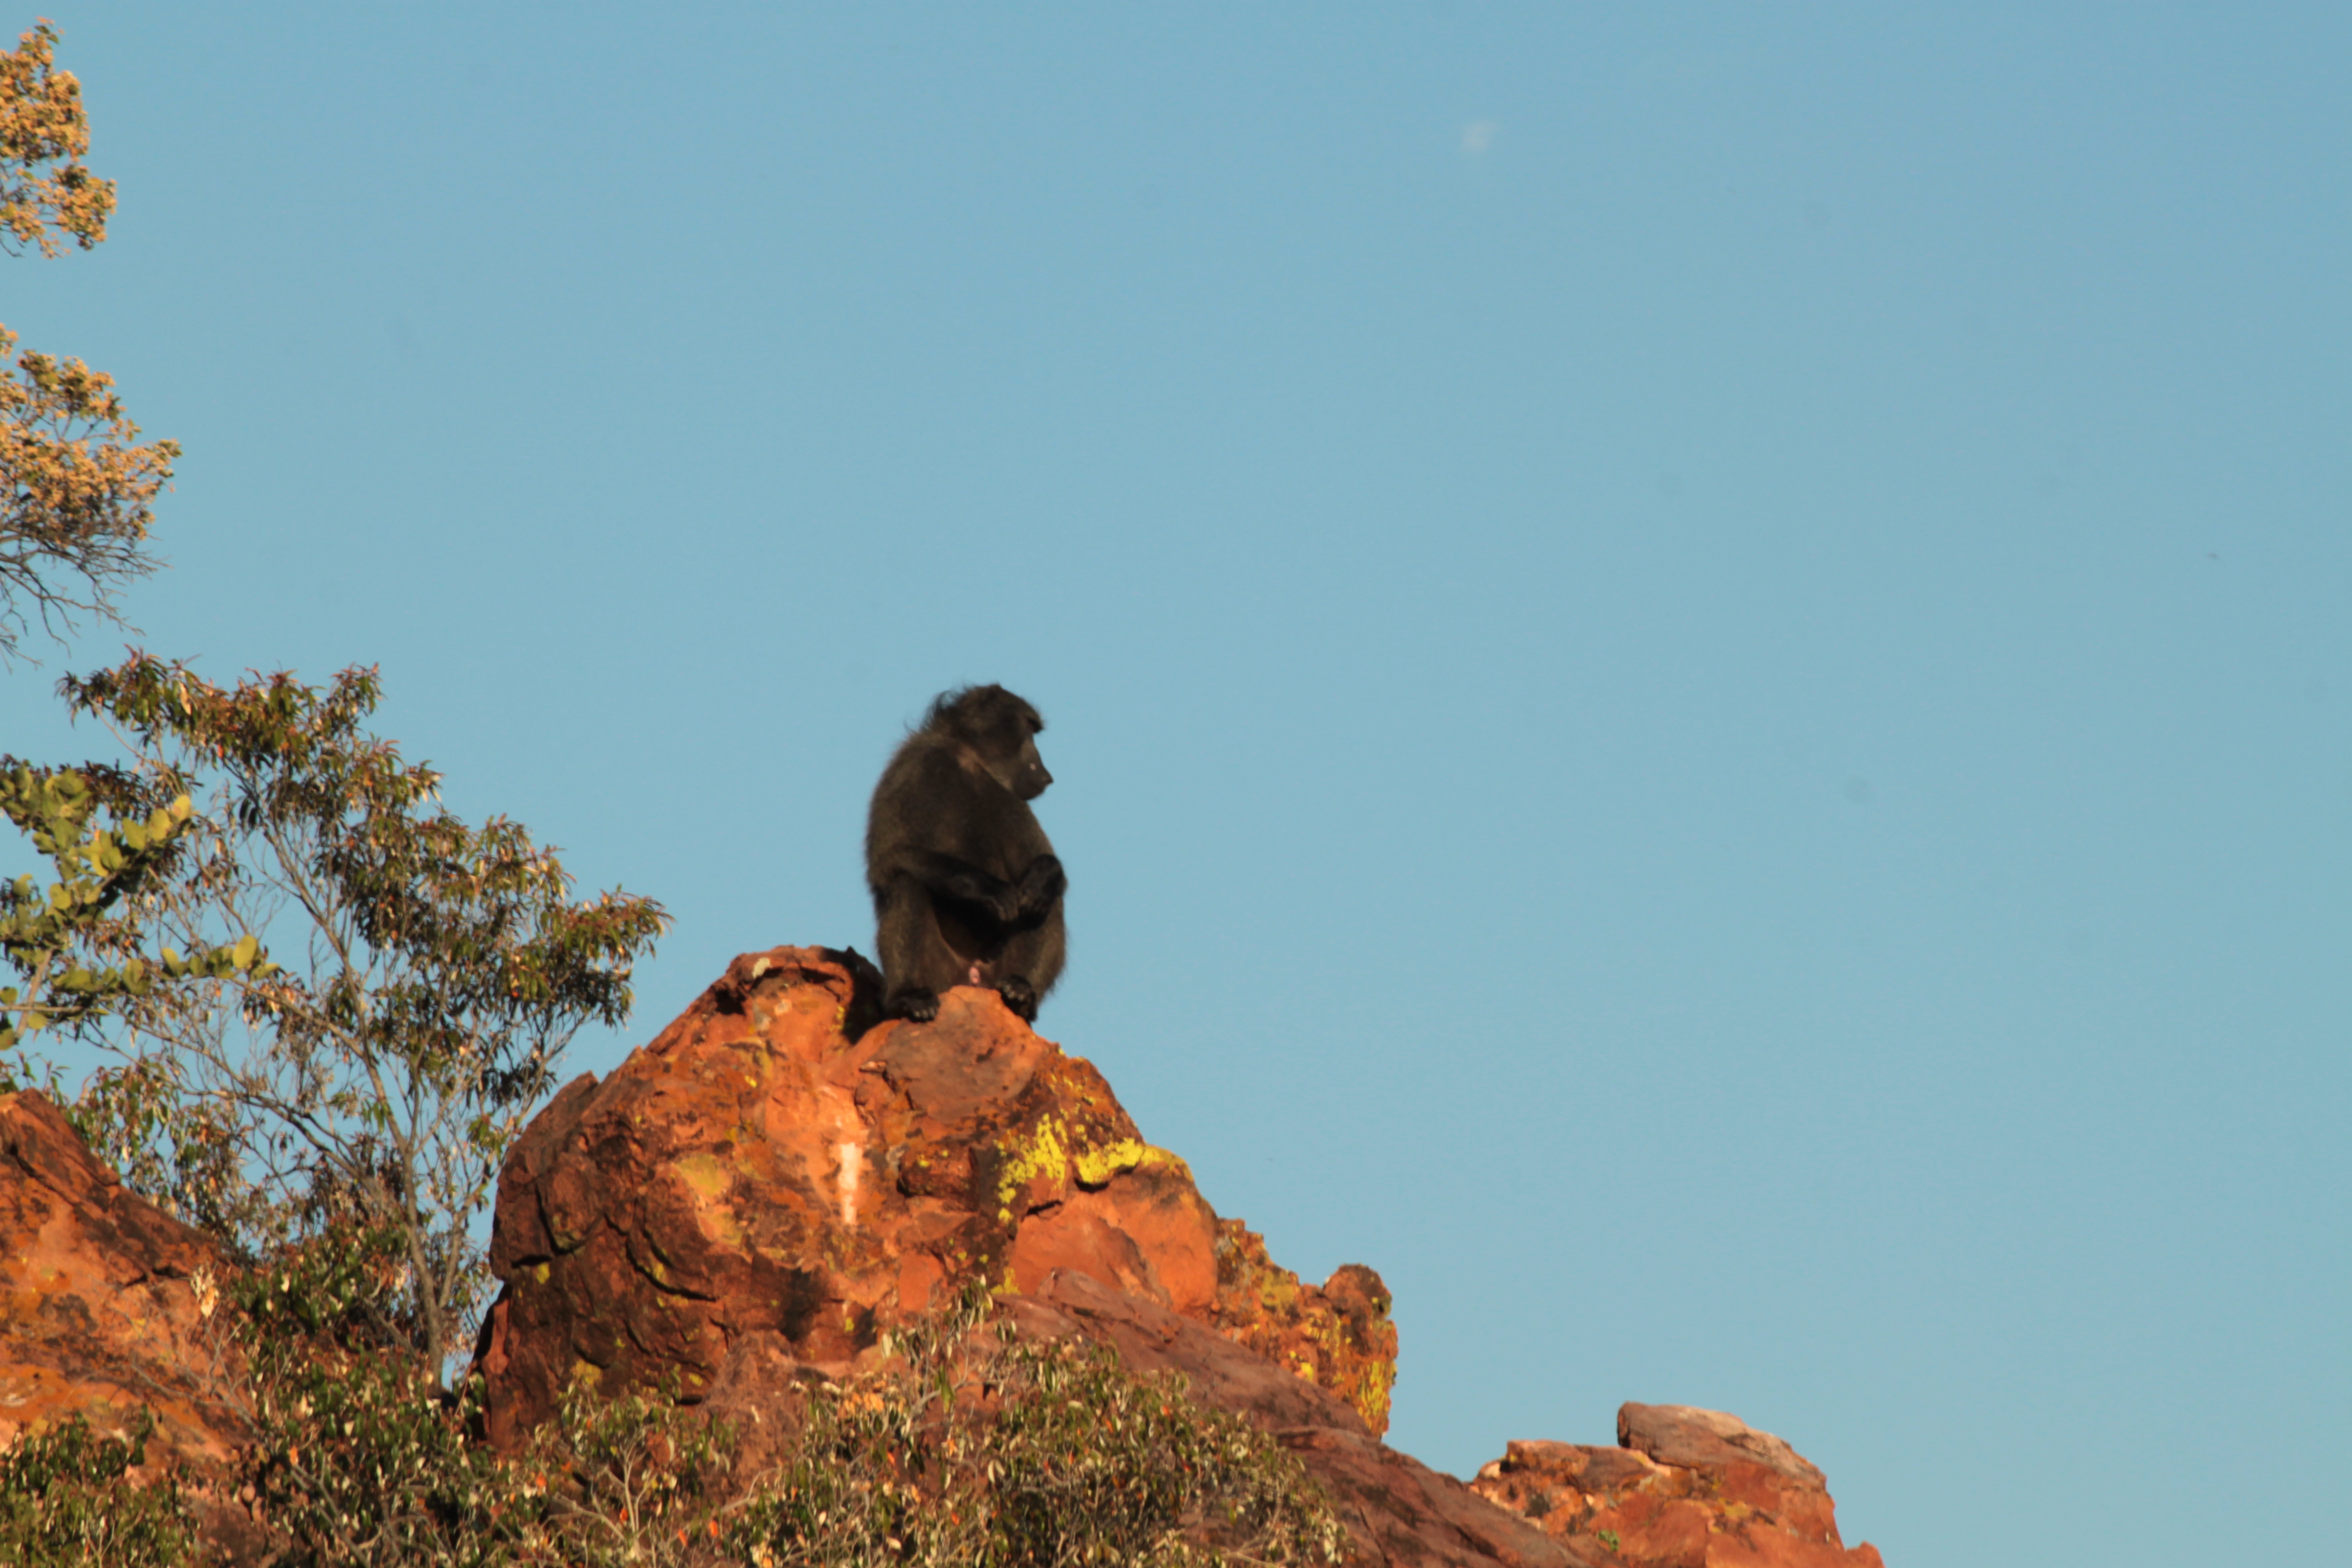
0, 1089, 245, 1467
467, 946, 1888, 1566
472, 946, 1396, 1447
1470, 1404, 1883, 1568
466, 946, 1889, 1567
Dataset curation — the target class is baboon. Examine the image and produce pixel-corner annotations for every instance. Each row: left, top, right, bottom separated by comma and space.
865, 684, 1067, 1023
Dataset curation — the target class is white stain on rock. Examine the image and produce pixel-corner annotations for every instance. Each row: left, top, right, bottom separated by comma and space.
837, 1140, 863, 1229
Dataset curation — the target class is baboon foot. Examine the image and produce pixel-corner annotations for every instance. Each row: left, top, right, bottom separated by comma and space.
995, 977, 1038, 1022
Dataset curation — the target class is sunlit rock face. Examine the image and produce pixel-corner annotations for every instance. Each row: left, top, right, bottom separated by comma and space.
464, 943, 1885, 1568
0, 944, 1889, 1568
470, 945, 1396, 1449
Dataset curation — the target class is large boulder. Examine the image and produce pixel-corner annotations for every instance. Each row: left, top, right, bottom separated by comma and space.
471, 946, 1396, 1448
1470, 1404, 1884, 1568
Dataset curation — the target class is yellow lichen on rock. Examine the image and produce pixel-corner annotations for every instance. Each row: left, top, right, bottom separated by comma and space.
1071, 1136, 1147, 1188
1211, 1222, 1398, 1436
992, 1115, 1071, 1221
673, 1152, 733, 1201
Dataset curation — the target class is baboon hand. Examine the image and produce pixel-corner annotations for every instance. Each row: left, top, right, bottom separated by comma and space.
1016, 854, 1067, 917
892, 986, 941, 1023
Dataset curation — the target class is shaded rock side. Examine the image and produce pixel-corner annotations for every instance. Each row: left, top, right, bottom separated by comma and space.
472, 946, 1396, 1447
1470, 1404, 1884, 1568
0, 1090, 246, 1468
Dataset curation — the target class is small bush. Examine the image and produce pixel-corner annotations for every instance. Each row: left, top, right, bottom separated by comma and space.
235, 1228, 516, 1567
9, 1234, 1341, 1568
731, 1289, 1345, 1568
0, 1411, 194, 1568
508, 1374, 738, 1568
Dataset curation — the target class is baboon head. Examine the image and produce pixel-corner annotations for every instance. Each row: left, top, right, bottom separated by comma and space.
927, 684, 1052, 800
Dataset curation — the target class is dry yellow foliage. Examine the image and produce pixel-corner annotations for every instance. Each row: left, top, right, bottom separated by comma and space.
0, 20, 113, 255
0, 20, 173, 658
0, 324, 179, 653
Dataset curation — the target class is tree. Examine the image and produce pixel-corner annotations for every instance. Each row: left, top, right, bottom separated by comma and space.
0, 20, 175, 660
0, 24, 666, 1379
57, 652, 668, 1372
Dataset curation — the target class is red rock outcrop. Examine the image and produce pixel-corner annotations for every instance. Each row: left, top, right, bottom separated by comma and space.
0, 1089, 245, 1466
471, 946, 1395, 1448
467, 944, 1883, 1567
0, 947, 1888, 1568
1470, 1404, 1883, 1568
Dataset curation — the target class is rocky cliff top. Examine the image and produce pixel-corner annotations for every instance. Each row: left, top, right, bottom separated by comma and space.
467, 946, 1885, 1568
0, 946, 1884, 1567
471, 946, 1396, 1450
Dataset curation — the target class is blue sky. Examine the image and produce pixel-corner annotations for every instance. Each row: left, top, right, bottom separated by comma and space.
4, 6, 2348, 1563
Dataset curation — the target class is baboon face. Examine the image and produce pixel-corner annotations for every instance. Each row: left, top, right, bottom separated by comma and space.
944, 685, 1052, 800
985, 711, 1052, 801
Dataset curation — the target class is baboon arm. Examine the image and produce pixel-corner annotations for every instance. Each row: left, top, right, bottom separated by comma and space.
1014, 853, 1066, 917
884, 848, 1023, 920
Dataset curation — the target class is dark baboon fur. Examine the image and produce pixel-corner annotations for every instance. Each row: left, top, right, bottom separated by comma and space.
865, 684, 1067, 1023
